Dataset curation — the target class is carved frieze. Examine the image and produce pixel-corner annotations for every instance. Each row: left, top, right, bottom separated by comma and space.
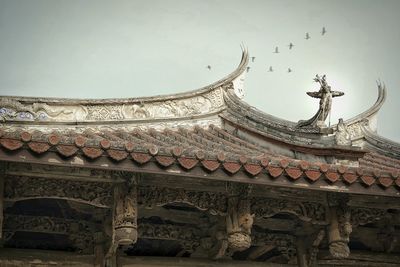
138, 186, 227, 215
0, 98, 73, 122
138, 222, 201, 252
4, 176, 113, 207
3, 214, 96, 253
0, 87, 224, 123
84, 105, 124, 121
252, 232, 296, 259
350, 207, 387, 226
251, 197, 327, 224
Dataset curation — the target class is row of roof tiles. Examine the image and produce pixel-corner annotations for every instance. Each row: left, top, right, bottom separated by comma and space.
0, 127, 399, 191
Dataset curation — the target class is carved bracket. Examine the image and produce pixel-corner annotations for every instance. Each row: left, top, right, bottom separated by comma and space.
225, 183, 253, 253
113, 177, 138, 247
327, 195, 351, 259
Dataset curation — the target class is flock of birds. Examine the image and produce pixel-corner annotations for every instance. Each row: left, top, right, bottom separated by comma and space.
206, 27, 327, 74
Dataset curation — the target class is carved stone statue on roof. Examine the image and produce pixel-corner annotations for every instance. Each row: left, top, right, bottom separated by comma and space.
297, 75, 344, 128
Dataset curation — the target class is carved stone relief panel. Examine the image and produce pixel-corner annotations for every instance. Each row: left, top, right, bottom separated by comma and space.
0, 87, 225, 123
0, 98, 76, 122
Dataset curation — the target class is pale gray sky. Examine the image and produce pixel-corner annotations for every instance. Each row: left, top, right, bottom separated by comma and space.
0, 0, 399, 141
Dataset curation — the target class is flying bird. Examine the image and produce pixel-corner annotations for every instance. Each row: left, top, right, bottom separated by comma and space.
246, 66, 251, 73
322, 27, 327, 35
274, 47, 279, 53
305, 32, 310, 40
206, 65, 211, 70
268, 66, 273, 72
288, 68, 292, 73
288, 43, 294, 49
251, 56, 256, 62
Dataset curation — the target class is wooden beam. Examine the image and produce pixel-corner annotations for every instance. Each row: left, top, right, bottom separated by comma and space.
247, 244, 275, 260
318, 249, 400, 265
1, 148, 399, 198
139, 206, 208, 225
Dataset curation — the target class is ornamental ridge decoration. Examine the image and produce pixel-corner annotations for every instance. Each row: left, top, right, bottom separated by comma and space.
0, 87, 224, 123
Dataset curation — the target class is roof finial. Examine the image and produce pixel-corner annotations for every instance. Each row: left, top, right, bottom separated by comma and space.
297, 75, 344, 129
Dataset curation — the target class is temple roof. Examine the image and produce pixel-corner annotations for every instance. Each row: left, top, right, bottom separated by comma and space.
1, 49, 399, 197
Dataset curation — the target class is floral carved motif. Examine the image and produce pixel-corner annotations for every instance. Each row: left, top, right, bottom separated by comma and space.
3, 214, 96, 253
138, 186, 227, 215
252, 232, 296, 259
4, 176, 113, 207
138, 222, 201, 252
82, 88, 224, 121
84, 105, 124, 120
251, 197, 327, 224
350, 207, 387, 226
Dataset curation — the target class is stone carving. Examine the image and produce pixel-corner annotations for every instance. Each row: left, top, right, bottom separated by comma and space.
122, 103, 150, 119
340, 119, 370, 141
84, 105, 124, 120
0, 98, 73, 121
138, 186, 227, 215
138, 222, 201, 253
335, 118, 352, 146
297, 75, 344, 128
251, 197, 327, 224
4, 176, 113, 207
81, 88, 224, 121
0, 87, 224, 123
3, 214, 96, 253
